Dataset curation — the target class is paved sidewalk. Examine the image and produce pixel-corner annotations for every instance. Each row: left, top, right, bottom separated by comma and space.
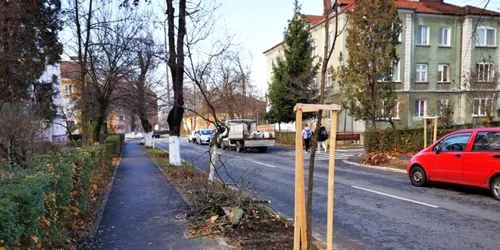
93, 142, 224, 250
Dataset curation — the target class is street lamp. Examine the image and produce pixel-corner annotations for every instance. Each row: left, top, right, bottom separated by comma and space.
163, 18, 171, 122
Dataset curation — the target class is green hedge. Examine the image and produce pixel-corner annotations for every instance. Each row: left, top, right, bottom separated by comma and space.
0, 146, 115, 249
105, 133, 124, 157
365, 122, 500, 154
276, 131, 296, 145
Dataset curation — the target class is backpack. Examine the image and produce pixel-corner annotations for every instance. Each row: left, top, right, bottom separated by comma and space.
321, 129, 328, 139
306, 129, 312, 139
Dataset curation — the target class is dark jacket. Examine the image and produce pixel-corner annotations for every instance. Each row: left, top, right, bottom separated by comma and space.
318, 127, 328, 141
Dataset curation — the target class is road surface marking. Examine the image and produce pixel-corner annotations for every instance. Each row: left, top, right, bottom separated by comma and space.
250, 160, 276, 168
351, 186, 440, 208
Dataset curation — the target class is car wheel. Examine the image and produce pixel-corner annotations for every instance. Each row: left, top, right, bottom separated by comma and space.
491, 177, 500, 201
257, 147, 267, 153
236, 141, 244, 152
410, 166, 427, 187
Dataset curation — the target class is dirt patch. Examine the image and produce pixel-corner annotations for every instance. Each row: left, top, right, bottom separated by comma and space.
362, 152, 410, 170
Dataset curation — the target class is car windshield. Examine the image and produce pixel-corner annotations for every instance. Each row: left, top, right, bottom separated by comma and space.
200, 130, 212, 135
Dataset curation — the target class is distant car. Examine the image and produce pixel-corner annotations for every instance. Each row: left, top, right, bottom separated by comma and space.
407, 128, 500, 200
125, 132, 144, 140
188, 130, 198, 143
152, 131, 160, 138
195, 129, 213, 145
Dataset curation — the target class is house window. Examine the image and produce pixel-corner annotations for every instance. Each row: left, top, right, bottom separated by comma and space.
416, 26, 429, 45
476, 26, 496, 46
437, 99, 449, 116
64, 85, 72, 95
473, 98, 493, 117
476, 62, 495, 82
326, 110, 331, 120
415, 100, 427, 118
438, 28, 451, 46
437, 64, 449, 82
416, 64, 428, 82
393, 61, 401, 82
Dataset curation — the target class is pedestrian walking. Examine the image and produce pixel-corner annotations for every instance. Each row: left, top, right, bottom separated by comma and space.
317, 124, 328, 153
302, 124, 313, 152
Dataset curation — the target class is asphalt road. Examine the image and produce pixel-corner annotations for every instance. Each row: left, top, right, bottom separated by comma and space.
153, 137, 500, 250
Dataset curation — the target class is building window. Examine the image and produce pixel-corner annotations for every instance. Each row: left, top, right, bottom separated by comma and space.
437, 99, 449, 116
416, 26, 429, 46
64, 85, 72, 95
393, 61, 401, 82
438, 28, 451, 46
326, 110, 331, 120
473, 98, 493, 117
415, 100, 427, 118
379, 99, 400, 119
416, 64, 428, 82
326, 73, 332, 87
476, 62, 495, 82
328, 31, 333, 50
437, 64, 449, 82
312, 39, 317, 56
476, 26, 496, 47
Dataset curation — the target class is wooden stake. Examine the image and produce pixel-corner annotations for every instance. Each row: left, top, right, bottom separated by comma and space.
326, 111, 338, 250
294, 106, 304, 250
424, 119, 427, 148
433, 117, 438, 143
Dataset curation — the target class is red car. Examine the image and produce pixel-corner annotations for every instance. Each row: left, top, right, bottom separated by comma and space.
406, 128, 500, 200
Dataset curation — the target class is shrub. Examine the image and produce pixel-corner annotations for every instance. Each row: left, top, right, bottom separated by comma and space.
0, 146, 115, 249
275, 131, 295, 145
104, 134, 123, 157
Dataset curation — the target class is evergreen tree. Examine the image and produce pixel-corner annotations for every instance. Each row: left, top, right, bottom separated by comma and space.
266, 2, 318, 125
0, 0, 62, 118
336, 0, 401, 130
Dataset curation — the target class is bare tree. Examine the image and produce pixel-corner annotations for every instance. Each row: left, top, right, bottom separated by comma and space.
305, 0, 346, 247
463, 56, 500, 126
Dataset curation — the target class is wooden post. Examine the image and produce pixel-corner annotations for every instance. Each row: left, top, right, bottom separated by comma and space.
424, 118, 428, 148
433, 117, 438, 142
326, 110, 338, 250
294, 105, 304, 250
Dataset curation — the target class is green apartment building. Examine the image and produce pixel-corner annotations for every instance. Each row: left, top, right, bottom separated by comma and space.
264, 0, 500, 131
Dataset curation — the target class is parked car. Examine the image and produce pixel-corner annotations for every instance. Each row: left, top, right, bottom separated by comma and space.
125, 132, 144, 140
152, 131, 160, 138
195, 129, 213, 145
406, 128, 500, 200
188, 130, 198, 143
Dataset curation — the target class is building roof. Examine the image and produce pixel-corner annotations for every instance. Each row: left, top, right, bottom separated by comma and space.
337, 0, 500, 16
60, 60, 80, 80
263, 0, 500, 55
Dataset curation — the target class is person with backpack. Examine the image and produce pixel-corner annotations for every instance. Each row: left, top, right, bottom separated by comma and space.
317, 124, 328, 153
302, 124, 313, 152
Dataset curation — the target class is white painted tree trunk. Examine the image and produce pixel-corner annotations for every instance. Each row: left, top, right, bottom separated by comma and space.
144, 132, 153, 147
208, 144, 218, 183
169, 136, 182, 166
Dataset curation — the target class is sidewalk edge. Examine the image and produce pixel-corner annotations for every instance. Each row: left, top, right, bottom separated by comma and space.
89, 143, 123, 245
342, 159, 407, 174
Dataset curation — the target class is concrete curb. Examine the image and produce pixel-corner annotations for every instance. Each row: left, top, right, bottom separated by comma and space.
342, 159, 407, 174
146, 146, 231, 250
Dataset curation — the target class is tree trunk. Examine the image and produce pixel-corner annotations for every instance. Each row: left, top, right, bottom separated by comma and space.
208, 143, 217, 183
166, 0, 187, 167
